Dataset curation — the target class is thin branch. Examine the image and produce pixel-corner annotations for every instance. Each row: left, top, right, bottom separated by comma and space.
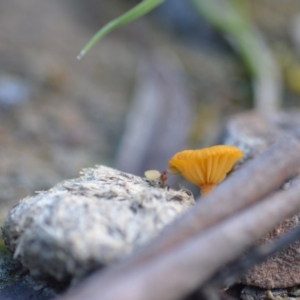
60, 178, 300, 300
58, 137, 300, 300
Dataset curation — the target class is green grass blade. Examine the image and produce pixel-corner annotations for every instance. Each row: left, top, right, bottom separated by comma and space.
77, 0, 165, 59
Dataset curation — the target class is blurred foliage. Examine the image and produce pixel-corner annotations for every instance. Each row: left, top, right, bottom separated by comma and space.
81, 0, 282, 112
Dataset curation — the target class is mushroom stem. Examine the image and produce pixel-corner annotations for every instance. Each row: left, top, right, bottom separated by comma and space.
200, 184, 216, 195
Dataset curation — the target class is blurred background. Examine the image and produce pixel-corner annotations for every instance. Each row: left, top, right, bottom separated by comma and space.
1, 0, 300, 220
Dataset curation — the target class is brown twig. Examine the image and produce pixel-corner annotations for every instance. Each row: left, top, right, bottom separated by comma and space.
114, 136, 300, 265
58, 137, 300, 300
60, 180, 300, 300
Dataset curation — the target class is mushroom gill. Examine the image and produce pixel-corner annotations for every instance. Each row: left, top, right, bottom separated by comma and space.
168, 145, 243, 195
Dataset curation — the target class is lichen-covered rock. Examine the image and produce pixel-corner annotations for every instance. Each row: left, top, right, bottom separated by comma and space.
2, 166, 194, 282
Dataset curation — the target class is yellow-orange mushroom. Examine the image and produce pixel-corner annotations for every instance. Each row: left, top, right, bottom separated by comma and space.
168, 145, 243, 195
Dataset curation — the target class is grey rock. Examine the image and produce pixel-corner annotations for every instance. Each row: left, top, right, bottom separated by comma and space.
2, 165, 195, 282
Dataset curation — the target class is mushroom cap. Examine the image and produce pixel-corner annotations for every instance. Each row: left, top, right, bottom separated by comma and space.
168, 145, 243, 187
